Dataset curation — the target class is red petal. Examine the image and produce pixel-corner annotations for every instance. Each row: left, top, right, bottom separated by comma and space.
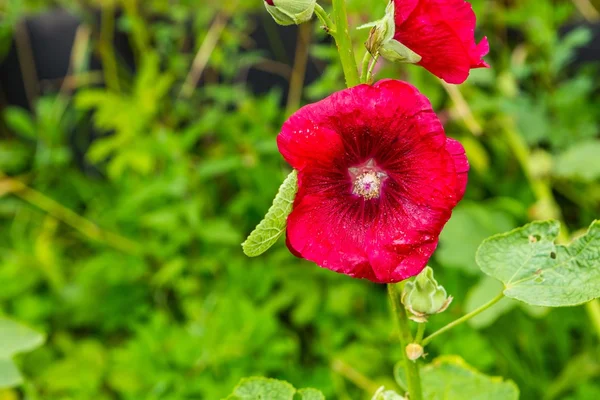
277, 115, 344, 171
393, 0, 489, 83
445, 137, 469, 199
286, 193, 378, 281
394, 0, 419, 23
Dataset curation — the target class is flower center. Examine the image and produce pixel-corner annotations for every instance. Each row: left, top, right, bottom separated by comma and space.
348, 159, 388, 200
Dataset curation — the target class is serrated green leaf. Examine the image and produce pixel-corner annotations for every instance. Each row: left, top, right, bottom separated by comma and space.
420, 356, 519, 400
242, 170, 298, 257
0, 318, 45, 359
226, 377, 325, 400
298, 388, 326, 400
0, 358, 22, 389
228, 377, 295, 400
476, 220, 600, 307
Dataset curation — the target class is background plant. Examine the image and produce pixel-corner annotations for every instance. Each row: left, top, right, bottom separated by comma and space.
1, 0, 600, 399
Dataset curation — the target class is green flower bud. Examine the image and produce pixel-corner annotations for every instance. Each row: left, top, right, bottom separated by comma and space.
363, 1, 421, 64
263, 0, 316, 26
401, 267, 452, 322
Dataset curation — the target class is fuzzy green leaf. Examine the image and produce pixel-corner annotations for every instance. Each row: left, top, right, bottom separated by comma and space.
420, 356, 519, 400
298, 388, 326, 400
242, 170, 298, 257
0, 359, 22, 389
226, 377, 325, 400
0, 318, 45, 359
228, 377, 295, 400
476, 220, 600, 307
0, 318, 45, 389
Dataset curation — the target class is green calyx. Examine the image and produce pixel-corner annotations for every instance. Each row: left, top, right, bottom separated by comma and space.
363, 0, 421, 64
264, 0, 316, 26
402, 267, 452, 322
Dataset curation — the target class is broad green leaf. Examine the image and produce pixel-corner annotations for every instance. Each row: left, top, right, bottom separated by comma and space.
0, 318, 44, 389
476, 220, 600, 307
0, 318, 45, 359
0, 359, 22, 389
227, 377, 294, 400
242, 170, 298, 257
226, 377, 325, 400
420, 356, 519, 400
298, 388, 326, 400
553, 140, 600, 182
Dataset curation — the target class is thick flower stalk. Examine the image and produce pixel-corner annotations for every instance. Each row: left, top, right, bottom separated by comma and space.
392, 0, 489, 83
278, 80, 469, 283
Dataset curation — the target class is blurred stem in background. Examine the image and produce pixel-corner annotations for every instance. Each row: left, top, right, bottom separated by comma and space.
0, 173, 141, 254
99, 3, 120, 92
180, 12, 228, 99
571, 0, 600, 21
285, 23, 312, 117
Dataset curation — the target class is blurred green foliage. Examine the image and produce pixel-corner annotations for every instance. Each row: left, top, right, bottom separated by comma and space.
1, 0, 600, 399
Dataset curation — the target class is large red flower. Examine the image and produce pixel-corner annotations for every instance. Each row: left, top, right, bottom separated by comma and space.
393, 0, 489, 84
277, 80, 468, 283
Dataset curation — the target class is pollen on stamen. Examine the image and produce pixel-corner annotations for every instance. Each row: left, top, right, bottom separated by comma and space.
349, 158, 388, 200
353, 171, 382, 199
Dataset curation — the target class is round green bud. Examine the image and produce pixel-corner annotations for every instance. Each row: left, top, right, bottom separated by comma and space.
264, 0, 316, 26
402, 267, 452, 322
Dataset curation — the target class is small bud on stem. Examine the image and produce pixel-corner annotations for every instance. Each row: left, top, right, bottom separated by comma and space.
263, 0, 316, 26
402, 267, 452, 322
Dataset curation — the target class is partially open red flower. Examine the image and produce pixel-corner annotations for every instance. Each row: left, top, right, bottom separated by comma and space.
393, 0, 489, 84
277, 80, 468, 283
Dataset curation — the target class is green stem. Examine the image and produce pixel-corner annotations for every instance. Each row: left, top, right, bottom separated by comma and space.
360, 51, 371, 83
414, 323, 426, 344
285, 23, 311, 117
99, 4, 120, 92
388, 283, 423, 400
314, 4, 336, 34
422, 292, 504, 346
585, 300, 600, 339
366, 53, 380, 83
331, 0, 360, 87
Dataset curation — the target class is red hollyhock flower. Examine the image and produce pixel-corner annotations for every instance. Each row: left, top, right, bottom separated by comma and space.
393, 0, 489, 84
277, 80, 468, 283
